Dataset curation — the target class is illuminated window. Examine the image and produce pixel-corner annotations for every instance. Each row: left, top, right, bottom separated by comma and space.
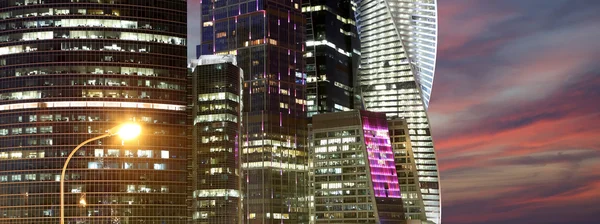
137, 150, 153, 158
124, 162, 134, 169
94, 149, 104, 157
210, 167, 223, 174
24, 174, 35, 181
10, 152, 22, 159
328, 138, 341, 144
40, 126, 52, 133
198, 200, 215, 208
124, 150, 134, 157
26, 151, 44, 158
161, 150, 169, 159
12, 128, 22, 135
195, 114, 238, 123
154, 163, 166, 170
216, 32, 227, 38
88, 162, 99, 169
198, 92, 239, 102
139, 185, 151, 193
200, 212, 208, 219
107, 149, 119, 157
40, 138, 53, 145
71, 185, 82, 193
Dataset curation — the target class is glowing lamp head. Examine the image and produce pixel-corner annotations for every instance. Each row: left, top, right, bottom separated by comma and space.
79, 193, 87, 207
113, 123, 141, 140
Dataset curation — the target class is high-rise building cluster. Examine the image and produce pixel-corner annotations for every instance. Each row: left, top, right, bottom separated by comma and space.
0, 0, 439, 223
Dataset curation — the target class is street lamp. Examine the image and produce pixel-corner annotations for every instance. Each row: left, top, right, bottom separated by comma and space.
79, 193, 87, 207
60, 123, 141, 224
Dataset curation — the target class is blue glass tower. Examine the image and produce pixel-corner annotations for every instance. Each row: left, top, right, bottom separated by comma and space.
197, 0, 308, 223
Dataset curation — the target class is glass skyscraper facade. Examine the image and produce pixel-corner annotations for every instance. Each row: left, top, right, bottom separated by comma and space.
191, 55, 243, 223
302, 0, 360, 117
197, 1, 308, 223
389, 118, 427, 221
354, 0, 441, 223
0, 0, 189, 223
393, 0, 438, 108
309, 110, 404, 223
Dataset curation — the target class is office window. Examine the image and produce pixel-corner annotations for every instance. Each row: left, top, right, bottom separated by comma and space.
154, 163, 166, 170
161, 150, 169, 159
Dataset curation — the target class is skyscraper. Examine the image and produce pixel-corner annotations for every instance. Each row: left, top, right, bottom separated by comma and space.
354, 0, 441, 223
197, 1, 308, 223
389, 118, 427, 221
309, 110, 404, 223
302, 0, 360, 117
0, 0, 189, 223
190, 55, 243, 223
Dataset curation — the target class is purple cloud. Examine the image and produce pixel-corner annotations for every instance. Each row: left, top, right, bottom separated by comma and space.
431, 0, 600, 223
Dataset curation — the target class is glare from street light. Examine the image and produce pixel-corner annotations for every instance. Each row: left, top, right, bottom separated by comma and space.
79, 193, 87, 207
61, 123, 141, 224
116, 123, 142, 140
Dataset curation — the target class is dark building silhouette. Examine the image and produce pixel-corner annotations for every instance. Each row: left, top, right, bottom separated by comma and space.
190, 55, 242, 223
0, 0, 189, 223
303, 0, 360, 118
197, 0, 309, 223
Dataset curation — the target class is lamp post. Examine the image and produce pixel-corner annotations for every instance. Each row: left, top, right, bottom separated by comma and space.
60, 123, 141, 224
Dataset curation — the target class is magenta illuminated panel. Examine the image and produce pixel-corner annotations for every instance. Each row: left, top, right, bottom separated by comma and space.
362, 113, 402, 198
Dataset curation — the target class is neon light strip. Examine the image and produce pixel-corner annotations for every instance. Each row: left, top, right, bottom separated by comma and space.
362, 115, 401, 198
0, 101, 185, 111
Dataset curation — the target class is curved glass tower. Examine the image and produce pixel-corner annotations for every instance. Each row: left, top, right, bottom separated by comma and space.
354, 0, 441, 223
395, 0, 438, 108
0, 0, 188, 223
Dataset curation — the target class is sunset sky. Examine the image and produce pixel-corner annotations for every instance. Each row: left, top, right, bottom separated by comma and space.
430, 0, 600, 223
187, 1, 600, 223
